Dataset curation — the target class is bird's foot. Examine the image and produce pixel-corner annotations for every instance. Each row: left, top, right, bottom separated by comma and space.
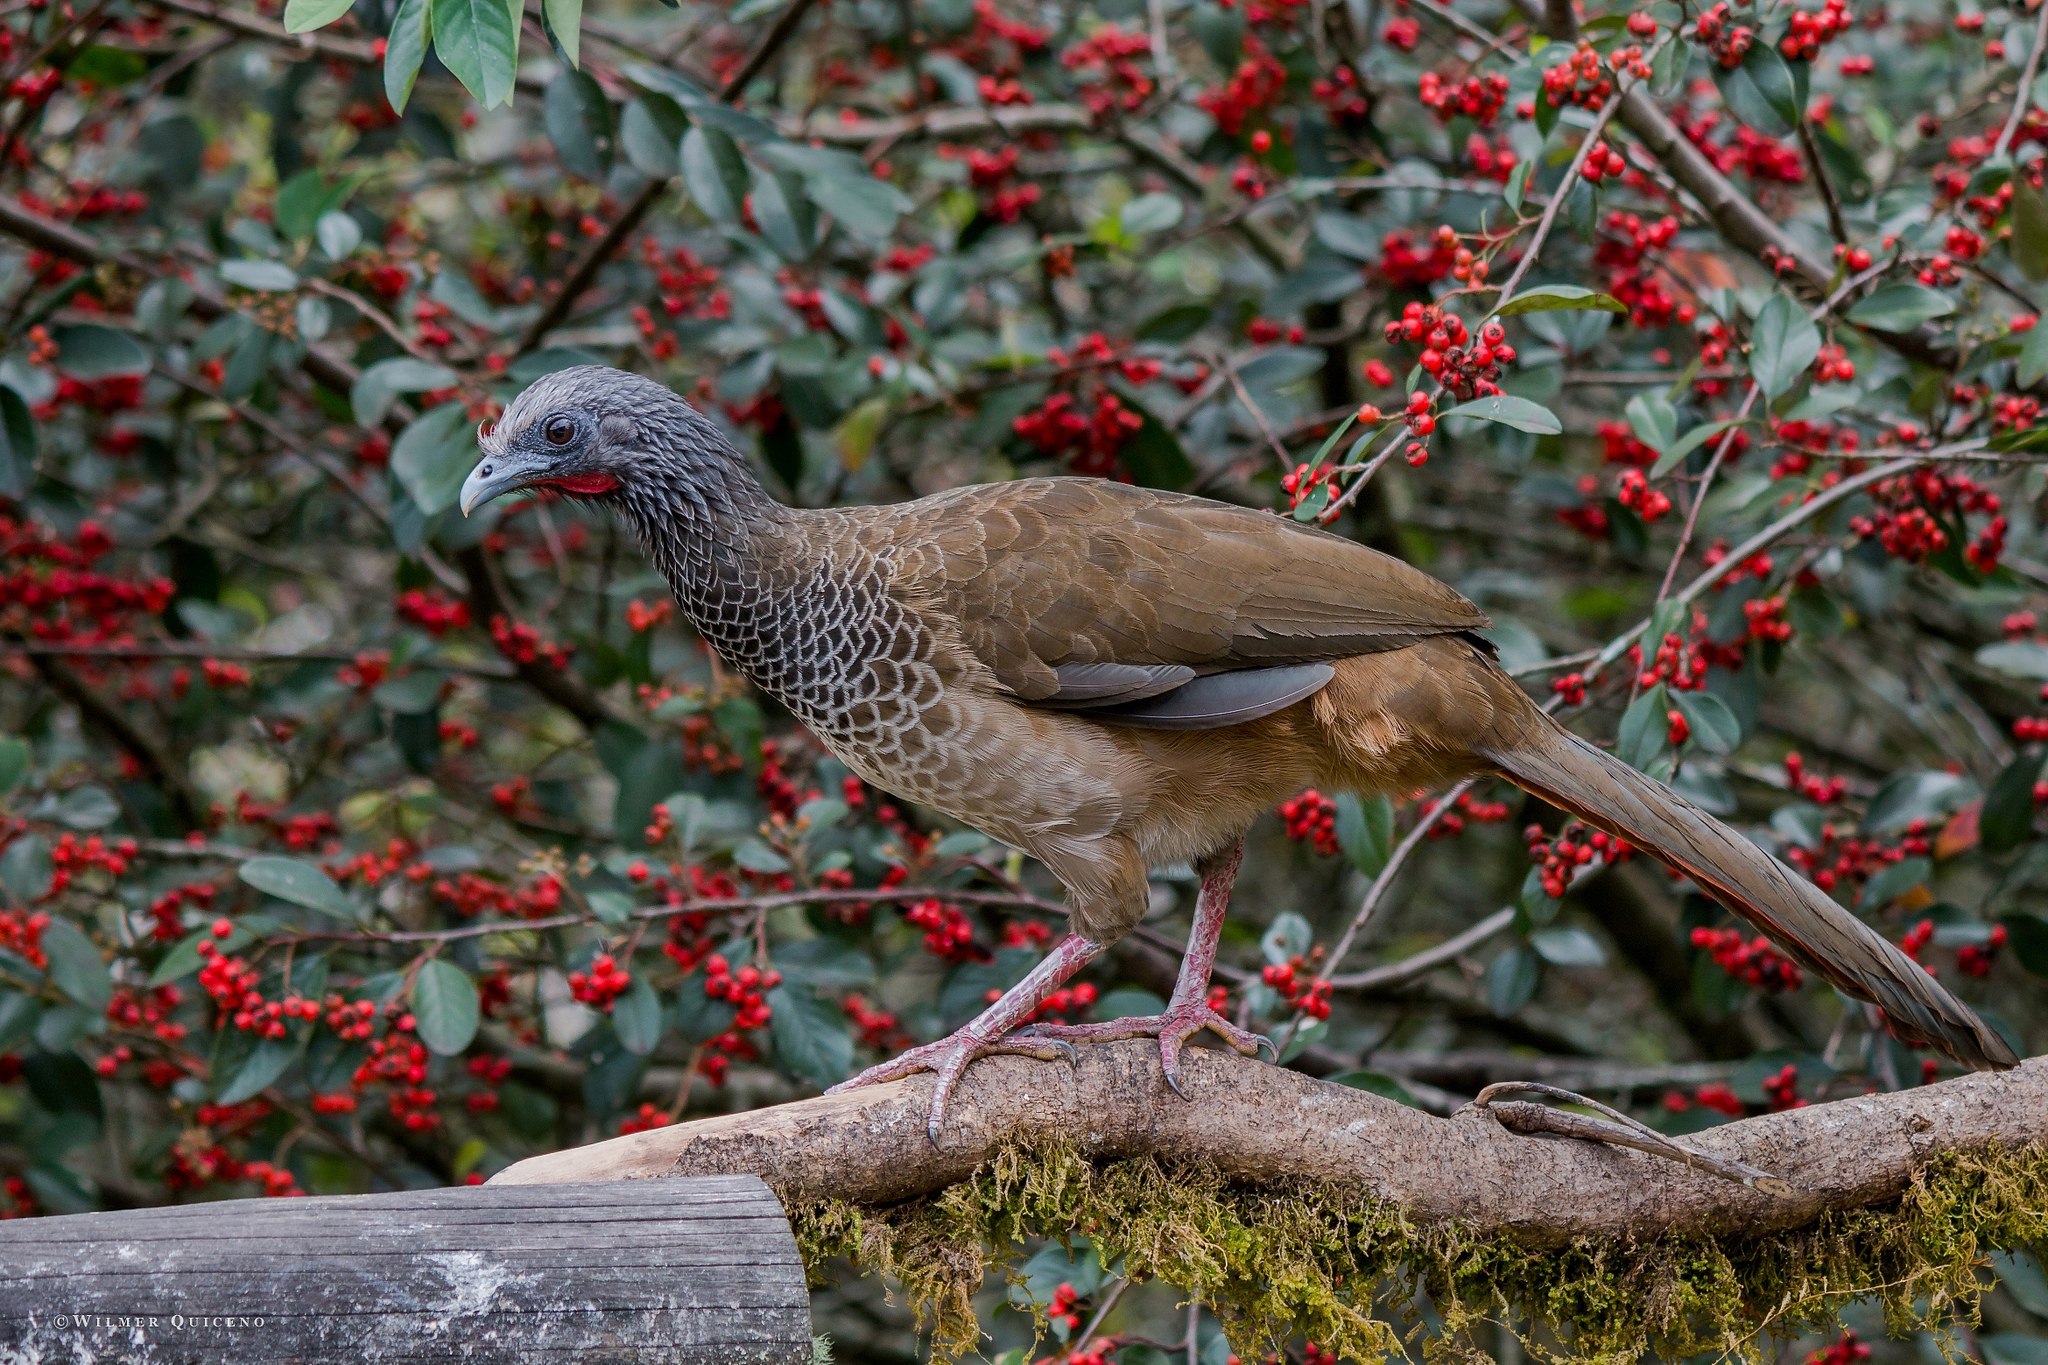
827, 1028, 1076, 1143
1019, 1001, 1274, 1098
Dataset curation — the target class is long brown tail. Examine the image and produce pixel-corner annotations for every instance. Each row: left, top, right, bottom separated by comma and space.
1482, 708, 2018, 1070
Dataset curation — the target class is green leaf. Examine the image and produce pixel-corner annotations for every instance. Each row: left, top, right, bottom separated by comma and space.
284, 0, 355, 32
373, 669, 444, 713
749, 166, 815, 262
0, 383, 34, 499
1864, 770, 1973, 835
1531, 926, 1607, 967
220, 259, 300, 292
218, 1038, 298, 1103
1748, 294, 1819, 399
351, 356, 459, 428
680, 125, 748, 223
1977, 639, 2048, 681
1618, 683, 1669, 770
0, 834, 51, 900
1495, 284, 1626, 317
391, 390, 477, 515
1486, 945, 1540, 1016
1334, 793, 1392, 878
619, 95, 686, 177
2020, 324, 2048, 390
54, 324, 149, 379
1993, 1250, 2048, 1317
316, 210, 363, 261
412, 957, 479, 1054
767, 980, 852, 1089
1119, 192, 1184, 237
2013, 178, 2048, 282
1672, 690, 1743, 755
1845, 283, 1955, 332
1261, 911, 1312, 965
66, 46, 146, 86
1983, 749, 2047, 854
1113, 392, 1194, 489
542, 0, 582, 67
2007, 912, 2048, 977
544, 68, 613, 180
39, 920, 111, 1014
239, 856, 358, 920
1624, 391, 1678, 453
1504, 161, 1532, 216
612, 976, 663, 1055
384, 0, 431, 114
1716, 43, 1800, 136
431, 0, 519, 108
1442, 394, 1561, 434
1191, 1, 1244, 69
0, 736, 27, 793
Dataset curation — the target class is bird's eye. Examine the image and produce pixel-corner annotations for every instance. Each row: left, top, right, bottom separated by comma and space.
543, 416, 577, 447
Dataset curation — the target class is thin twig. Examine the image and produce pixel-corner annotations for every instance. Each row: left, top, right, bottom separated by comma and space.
1067, 1276, 1131, 1357
1794, 120, 1849, 246
1325, 906, 1516, 991
1318, 780, 1478, 985
1995, 0, 2048, 160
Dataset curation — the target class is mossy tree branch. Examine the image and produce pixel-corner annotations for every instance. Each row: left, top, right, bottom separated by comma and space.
493, 1040, 2046, 1246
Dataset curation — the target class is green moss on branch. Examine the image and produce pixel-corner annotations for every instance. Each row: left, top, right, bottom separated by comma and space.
791, 1139, 2048, 1363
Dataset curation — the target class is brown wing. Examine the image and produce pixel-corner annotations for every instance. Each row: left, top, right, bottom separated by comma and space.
871, 478, 1489, 704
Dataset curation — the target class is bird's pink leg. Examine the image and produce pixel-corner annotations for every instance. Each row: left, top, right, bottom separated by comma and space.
1020, 838, 1272, 1096
828, 933, 1099, 1141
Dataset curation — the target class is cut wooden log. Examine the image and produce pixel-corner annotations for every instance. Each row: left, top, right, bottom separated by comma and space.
0, 1175, 811, 1363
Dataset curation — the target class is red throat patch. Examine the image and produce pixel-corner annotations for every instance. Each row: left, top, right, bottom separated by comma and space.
540, 472, 622, 497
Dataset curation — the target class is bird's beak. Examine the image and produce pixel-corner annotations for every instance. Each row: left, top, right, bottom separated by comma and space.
460, 450, 547, 517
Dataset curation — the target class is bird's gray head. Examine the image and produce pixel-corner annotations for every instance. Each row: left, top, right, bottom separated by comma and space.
460, 366, 749, 518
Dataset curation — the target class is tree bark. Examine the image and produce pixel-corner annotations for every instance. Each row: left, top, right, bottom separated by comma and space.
0, 1176, 810, 1364
492, 1041, 2046, 1248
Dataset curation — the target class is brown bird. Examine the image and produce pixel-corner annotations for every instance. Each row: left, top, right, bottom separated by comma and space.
462, 367, 2019, 1136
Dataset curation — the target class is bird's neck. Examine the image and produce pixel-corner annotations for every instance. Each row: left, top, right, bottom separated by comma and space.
619, 452, 820, 688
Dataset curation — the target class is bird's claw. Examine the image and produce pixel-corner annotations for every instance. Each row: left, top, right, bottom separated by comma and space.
828, 1029, 1077, 1144
1019, 1003, 1274, 1098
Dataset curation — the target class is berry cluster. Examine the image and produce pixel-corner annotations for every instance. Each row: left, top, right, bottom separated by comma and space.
1594, 212, 1687, 328
906, 897, 980, 960
1418, 69, 1509, 125
1047, 1282, 1085, 1334
1786, 819, 1928, 894
1691, 926, 1805, 991
1692, 4, 1757, 67
1384, 303, 1514, 401
489, 614, 573, 668
1809, 1334, 1872, 1365
1420, 788, 1515, 839
1060, 24, 1155, 118
1263, 953, 1333, 1019
1958, 924, 2006, 977
1279, 790, 1340, 854
1617, 468, 1672, 522
1663, 1082, 1747, 1116
1525, 822, 1633, 898
568, 953, 632, 1010
1580, 141, 1628, 183
1783, 752, 1847, 804
1542, 42, 1615, 109
1376, 227, 1459, 287
1779, 0, 1851, 59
